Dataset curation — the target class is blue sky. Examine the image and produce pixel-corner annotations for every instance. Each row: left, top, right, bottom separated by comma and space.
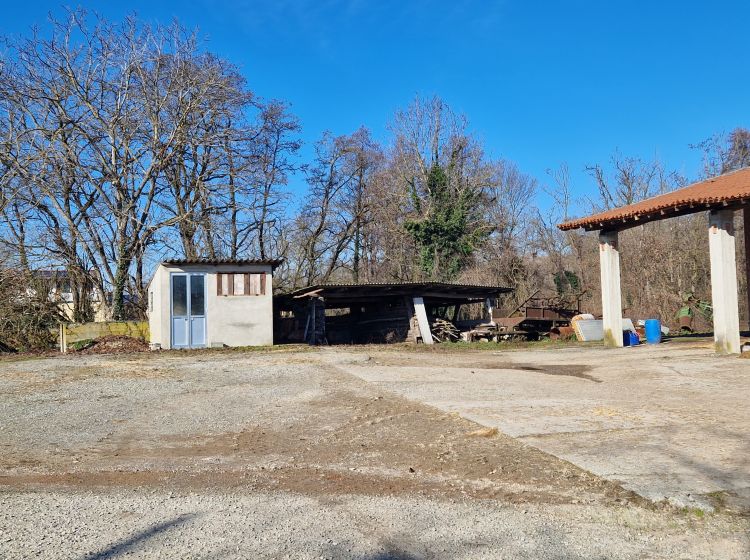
3, 1, 749, 210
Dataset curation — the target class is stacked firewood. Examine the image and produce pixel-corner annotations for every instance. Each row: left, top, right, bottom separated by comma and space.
430, 318, 460, 342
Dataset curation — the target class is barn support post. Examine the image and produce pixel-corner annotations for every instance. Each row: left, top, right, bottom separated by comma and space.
599, 230, 623, 348
413, 297, 433, 345
485, 298, 495, 325
708, 209, 741, 354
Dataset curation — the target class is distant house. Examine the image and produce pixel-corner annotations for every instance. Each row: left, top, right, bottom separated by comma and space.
147, 258, 282, 349
31, 270, 106, 322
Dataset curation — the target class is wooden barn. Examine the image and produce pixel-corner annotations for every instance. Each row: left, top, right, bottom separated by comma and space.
274, 282, 512, 345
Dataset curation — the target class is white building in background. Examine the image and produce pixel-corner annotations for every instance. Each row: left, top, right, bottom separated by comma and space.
147, 258, 281, 349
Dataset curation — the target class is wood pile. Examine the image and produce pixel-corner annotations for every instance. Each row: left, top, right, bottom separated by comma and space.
430, 318, 460, 342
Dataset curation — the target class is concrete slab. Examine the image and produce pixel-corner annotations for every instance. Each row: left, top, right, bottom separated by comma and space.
341, 344, 750, 512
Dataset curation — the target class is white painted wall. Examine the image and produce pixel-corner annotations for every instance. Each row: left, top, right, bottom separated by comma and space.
147, 263, 274, 349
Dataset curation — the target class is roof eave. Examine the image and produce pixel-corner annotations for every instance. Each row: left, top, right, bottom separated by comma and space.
558, 197, 749, 232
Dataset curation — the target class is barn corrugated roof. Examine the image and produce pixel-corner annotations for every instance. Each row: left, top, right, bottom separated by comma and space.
558, 167, 750, 231
162, 258, 283, 268
282, 281, 512, 304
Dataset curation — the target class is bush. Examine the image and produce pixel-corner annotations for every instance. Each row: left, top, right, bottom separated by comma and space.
0, 269, 66, 351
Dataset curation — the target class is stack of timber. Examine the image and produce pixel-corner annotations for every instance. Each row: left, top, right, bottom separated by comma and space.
430, 318, 460, 342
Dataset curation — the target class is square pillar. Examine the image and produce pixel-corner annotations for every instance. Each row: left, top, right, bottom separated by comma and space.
413, 296, 433, 344
708, 209, 741, 354
485, 298, 496, 325
599, 230, 623, 347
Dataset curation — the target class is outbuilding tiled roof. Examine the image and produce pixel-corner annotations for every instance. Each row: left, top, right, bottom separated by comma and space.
558, 167, 750, 231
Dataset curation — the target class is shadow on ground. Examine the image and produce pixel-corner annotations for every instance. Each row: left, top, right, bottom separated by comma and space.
82, 513, 198, 560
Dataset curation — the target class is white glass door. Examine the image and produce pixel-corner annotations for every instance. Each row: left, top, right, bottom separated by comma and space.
171, 273, 206, 348
189, 274, 206, 347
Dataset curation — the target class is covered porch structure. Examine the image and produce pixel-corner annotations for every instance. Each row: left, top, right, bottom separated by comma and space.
559, 167, 750, 354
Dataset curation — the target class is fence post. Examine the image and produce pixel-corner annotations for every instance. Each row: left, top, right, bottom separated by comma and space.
59, 323, 67, 353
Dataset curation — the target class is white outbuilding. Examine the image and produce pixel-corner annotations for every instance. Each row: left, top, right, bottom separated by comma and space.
147, 258, 282, 349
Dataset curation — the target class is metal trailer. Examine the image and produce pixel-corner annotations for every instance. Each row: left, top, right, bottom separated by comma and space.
491, 293, 582, 340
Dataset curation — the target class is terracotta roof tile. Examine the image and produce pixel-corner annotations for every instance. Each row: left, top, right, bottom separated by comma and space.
558, 167, 750, 231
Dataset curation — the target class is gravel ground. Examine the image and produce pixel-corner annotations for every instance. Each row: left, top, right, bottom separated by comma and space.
3, 490, 748, 560
1, 347, 748, 559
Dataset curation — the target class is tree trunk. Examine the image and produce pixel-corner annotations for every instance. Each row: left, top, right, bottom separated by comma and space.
111, 238, 132, 321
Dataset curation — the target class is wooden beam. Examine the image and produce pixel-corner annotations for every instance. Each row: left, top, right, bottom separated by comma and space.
293, 288, 323, 299
582, 200, 750, 232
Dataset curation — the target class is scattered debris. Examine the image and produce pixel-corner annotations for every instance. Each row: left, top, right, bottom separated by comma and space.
492, 292, 582, 341
430, 318, 461, 342
571, 314, 603, 342
549, 326, 576, 340
73, 335, 150, 354
466, 427, 499, 438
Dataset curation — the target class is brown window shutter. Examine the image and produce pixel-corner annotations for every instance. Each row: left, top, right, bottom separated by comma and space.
260, 272, 267, 295
244, 273, 250, 296
228, 273, 234, 296
217, 273, 223, 296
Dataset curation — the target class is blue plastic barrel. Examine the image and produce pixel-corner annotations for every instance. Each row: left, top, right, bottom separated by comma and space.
644, 319, 662, 344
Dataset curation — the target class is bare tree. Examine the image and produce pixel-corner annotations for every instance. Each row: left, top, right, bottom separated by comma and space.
0, 12, 300, 319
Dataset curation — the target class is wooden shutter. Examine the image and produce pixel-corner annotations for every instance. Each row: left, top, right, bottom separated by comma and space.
217, 273, 223, 296
260, 272, 267, 295
244, 273, 250, 296
233, 273, 245, 295
228, 273, 234, 295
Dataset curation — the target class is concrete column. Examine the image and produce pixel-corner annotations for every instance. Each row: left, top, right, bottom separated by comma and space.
599, 230, 623, 347
709, 209, 741, 354
485, 298, 496, 325
413, 297, 433, 345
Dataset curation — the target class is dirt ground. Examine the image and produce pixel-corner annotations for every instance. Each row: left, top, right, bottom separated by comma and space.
0, 347, 635, 504
1, 344, 748, 559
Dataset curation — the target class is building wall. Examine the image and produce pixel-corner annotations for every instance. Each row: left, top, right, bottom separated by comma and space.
57, 300, 108, 323
148, 266, 164, 346
147, 263, 274, 349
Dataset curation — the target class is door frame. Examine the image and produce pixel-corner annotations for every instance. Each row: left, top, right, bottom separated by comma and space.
170, 272, 207, 349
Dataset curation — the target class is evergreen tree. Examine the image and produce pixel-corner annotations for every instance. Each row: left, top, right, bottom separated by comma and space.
405, 163, 487, 280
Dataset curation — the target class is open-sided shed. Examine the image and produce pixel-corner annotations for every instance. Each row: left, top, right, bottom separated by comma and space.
559, 167, 750, 354
274, 281, 512, 345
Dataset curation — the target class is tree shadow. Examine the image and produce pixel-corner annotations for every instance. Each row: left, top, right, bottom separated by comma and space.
358, 553, 422, 560
82, 513, 198, 560
358, 554, 421, 560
